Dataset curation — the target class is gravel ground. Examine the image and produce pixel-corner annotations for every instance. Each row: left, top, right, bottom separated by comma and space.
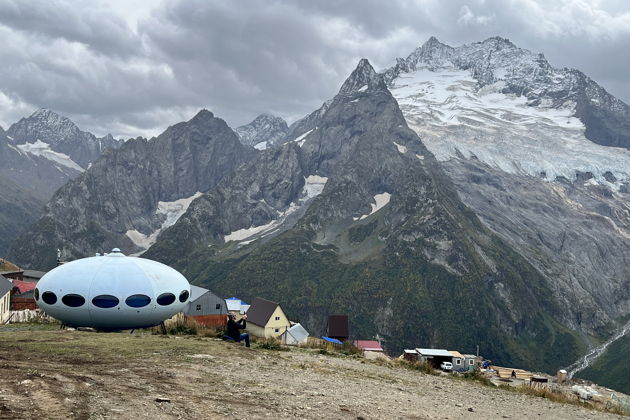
0, 329, 625, 419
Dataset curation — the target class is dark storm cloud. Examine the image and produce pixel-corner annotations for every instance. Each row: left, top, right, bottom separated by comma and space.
0, 0, 628, 138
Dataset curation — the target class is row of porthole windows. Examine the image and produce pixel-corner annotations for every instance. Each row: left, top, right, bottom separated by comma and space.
34, 289, 190, 309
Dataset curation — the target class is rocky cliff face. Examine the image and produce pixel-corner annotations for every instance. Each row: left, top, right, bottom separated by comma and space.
144, 59, 579, 372
384, 36, 630, 335
0, 128, 47, 255
7, 109, 121, 169
235, 114, 288, 150
10, 110, 255, 268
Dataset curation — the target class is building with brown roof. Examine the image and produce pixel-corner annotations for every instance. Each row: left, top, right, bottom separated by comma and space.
246, 297, 290, 339
326, 314, 349, 342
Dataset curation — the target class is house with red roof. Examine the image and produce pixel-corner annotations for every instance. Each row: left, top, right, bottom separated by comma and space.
354, 340, 387, 359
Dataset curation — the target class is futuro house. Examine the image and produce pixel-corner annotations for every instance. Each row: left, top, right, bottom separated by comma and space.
35, 248, 191, 330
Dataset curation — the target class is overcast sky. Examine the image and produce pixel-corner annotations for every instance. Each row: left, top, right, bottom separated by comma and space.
0, 0, 629, 138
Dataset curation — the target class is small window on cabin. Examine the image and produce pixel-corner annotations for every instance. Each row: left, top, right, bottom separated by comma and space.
92, 295, 119, 308
34, 288, 40, 301
126, 294, 151, 308
196, 304, 201, 311
274, 328, 279, 333
157, 293, 176, 306
469, 359, 474, 366
275, 316, 280, 321
179, 290, 190, 303
62, 294, 86, 308
42, 291, 57, 305
455, 359, 462, 365
215, 303, 221, 310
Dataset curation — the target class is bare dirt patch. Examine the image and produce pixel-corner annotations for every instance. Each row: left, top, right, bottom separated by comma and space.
0, 328, 625, 419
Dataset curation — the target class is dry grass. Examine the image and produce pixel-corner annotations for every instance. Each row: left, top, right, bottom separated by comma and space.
0, 257, 20, 271
499, 384, 630, 417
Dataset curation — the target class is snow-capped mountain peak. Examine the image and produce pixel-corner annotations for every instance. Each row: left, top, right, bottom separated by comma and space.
6, 108, 122, 168
10, 108, 83, 146
386, 36, 630, 189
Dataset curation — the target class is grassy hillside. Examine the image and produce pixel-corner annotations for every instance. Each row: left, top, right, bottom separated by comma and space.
164, 227, 584, 374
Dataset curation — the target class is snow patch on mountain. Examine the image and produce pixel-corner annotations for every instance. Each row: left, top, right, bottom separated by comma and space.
303, 175, 328, 198
391, 68, 630, 188
293, 128, 314, 147
354, 192, 392, 220
393, 142, 407, 154
16, 140, 83, 172
224, 220, 276, 243
224, 175, 328, 245
225, 203, 301, 244
126, 192, 203, 250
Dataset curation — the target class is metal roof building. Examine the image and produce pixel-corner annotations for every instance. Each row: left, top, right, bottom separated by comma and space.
281, 323, 309, 345
184, 285, 226, 316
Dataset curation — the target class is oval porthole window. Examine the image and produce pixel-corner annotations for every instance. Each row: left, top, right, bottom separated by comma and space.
179, 290, 190, 303
92, 295, 120, 309
125, 294, 151, 308
157, 293, 176, 306
62, 294, 86, 307
34, 288, 40, 301
42, 291, 57, 305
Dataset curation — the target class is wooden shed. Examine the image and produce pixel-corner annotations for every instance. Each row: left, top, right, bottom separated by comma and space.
326, 315, 349, 342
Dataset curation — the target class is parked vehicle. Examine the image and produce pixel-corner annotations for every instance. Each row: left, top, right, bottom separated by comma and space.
440, 361, 453, 371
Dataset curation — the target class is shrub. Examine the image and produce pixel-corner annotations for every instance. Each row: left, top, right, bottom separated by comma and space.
256, 338, 289, 351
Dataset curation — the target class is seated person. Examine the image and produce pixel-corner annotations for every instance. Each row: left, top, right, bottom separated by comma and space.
224, 313, 250, 347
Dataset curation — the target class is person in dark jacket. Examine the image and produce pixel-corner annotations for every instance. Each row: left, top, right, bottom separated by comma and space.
225, 313, 250, 347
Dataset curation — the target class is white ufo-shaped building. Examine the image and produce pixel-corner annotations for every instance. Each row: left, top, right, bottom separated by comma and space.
35, 249, 190, 330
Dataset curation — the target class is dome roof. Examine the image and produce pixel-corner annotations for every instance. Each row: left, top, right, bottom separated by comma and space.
36, 249, 190, 330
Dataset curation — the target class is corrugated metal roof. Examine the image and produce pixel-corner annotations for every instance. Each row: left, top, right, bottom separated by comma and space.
11, 279, 37, 294
354, 340, 383, 351
0, 275, 12, 296
23, 270, 46, 279
226, 297, 243, 311
327, 315, 349, 338
246, 297, 279, 326
449, 351, 464, 359
189, 285, 209, 302
286, 323, 309, 342
416, 348, 453, 357
404, 349, 417, 354
462, 354, 477, 359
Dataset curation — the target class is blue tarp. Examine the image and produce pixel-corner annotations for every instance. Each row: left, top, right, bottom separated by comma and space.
322, 336, 343, 344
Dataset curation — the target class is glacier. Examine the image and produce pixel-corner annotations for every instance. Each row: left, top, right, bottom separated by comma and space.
390, 67, 630, 190
16, 139, 84, 172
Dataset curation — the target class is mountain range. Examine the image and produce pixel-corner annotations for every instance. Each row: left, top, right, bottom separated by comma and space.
6, 37, 630, 390
0, 109, 121, 255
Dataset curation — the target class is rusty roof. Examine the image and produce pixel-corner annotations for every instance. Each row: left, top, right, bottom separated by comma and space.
449, 351, 464, 359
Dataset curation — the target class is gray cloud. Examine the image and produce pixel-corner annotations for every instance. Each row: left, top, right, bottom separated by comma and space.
0, 0, 628, 138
